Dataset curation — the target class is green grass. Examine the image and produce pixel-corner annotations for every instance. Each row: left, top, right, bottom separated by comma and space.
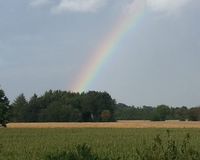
0, 129, 200, 160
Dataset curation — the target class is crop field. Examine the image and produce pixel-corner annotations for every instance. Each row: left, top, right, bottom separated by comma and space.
1, 127, 200, 160
6, 120, 200, 129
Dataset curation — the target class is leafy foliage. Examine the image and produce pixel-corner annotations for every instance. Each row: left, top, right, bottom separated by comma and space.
45, 144, 112, 160
1, 129, 200, 160
135, 130, 200, 160
188, 108, 200, 121
0, 88, 9, 127
10, 94, 28, 122
10, 90, 116, 122
0, 87, 199, 122
115, 104, 200, 121
0, 144, 2, 154
45, 131, 200, 160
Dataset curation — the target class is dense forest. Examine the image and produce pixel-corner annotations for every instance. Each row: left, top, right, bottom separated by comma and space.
1, 88, 200, 126
10, 90, 116, 123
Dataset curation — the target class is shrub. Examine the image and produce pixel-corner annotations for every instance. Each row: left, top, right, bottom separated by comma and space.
45, 144, 113, 160
46, 131, 200, 160
0, 144, 2, 154
135, 130, 200, 160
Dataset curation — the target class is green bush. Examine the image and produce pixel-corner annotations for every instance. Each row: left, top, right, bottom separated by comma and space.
135, 130, 200, 160
45, 144, 113, 160
0, 144, 2, 154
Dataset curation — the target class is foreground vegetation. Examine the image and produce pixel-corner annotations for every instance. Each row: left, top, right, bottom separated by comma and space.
1, 128, 200, 160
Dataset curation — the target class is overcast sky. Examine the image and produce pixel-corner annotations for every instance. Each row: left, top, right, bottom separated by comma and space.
1, 0, 200, 107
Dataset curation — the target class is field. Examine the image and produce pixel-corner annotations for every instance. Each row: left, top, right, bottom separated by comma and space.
7, 120, 200, 128
1, 121, 200, 160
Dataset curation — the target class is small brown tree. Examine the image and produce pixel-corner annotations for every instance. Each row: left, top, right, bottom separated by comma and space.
101, 110, 111, 122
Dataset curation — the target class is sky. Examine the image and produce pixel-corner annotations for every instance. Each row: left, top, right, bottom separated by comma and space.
0, 0, 200, 107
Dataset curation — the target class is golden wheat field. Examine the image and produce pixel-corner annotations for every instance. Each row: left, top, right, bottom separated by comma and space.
6, 120, 200, 128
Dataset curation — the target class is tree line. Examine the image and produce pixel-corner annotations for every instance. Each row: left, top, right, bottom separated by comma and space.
10, 90, 116, 123
1, 87, 200, 127
115, 103, 200, 121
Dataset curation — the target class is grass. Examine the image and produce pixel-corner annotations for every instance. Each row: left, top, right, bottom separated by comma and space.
1, 128, 200, 160
45, 133, 200, 160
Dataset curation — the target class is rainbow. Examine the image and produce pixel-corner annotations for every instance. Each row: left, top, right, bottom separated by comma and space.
71, 0, 146, 92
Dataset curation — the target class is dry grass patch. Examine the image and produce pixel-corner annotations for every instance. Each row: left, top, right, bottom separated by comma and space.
7, 120, 200, 128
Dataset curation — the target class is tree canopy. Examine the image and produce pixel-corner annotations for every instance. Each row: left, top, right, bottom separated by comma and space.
0, 87, 199, 123
10, 90, 116, 122
0, 88, 9, 127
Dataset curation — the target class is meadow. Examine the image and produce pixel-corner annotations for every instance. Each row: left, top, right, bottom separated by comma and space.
1, 126, 200, 160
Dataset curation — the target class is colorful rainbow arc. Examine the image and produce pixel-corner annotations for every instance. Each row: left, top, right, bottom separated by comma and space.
71, 0, 146, 92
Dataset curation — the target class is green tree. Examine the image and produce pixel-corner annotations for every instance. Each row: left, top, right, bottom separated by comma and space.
188, 107, 200, 121
0, 88, 9, 127
39, 101, 81, 122
27, 94, 40, 122
151, 105, 170, 121
11, 94, 28, 122
80, 91, 116, 122
174, 106, 188, 121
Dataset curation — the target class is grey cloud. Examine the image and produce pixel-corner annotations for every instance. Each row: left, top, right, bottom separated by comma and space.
52, 0, 106, 13
146, 0, 192, 14
30, 0, 51, 7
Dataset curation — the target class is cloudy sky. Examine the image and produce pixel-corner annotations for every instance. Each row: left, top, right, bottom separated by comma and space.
1, 0, 200, 107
